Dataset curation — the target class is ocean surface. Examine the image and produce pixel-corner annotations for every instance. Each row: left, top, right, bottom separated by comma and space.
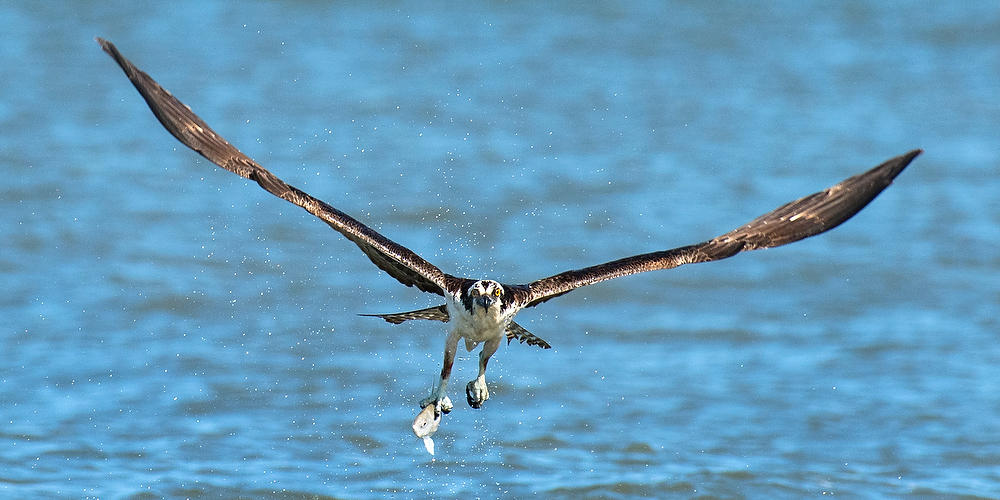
3, 2, 998, 498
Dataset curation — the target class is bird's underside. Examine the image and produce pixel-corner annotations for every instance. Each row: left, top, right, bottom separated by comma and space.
98, 38, 919, 452
361, 305, 552, 349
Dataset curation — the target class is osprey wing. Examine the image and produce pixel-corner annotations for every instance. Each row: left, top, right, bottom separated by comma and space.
98, 38, 452, 296
518, 149, 921, 308
360, 304, 450, 324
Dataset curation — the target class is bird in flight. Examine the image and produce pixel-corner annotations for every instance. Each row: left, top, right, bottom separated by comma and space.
98, 38, 919, 423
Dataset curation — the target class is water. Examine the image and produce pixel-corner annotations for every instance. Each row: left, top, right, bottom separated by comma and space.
3, 2, 998, 498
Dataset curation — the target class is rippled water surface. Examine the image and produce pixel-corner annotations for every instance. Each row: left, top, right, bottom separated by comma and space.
3, 2, 999, 498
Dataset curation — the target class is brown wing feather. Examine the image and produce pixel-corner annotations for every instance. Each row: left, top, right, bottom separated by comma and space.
504, 321, 552, 349
98, 38, 451, 296
520, 149, 921, 307
360, 304, 450, 324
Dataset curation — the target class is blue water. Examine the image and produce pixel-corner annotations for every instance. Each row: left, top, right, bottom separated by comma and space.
3, 2, 998, 498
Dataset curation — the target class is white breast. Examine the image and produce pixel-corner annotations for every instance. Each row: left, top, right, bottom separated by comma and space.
445, 295, 506, 343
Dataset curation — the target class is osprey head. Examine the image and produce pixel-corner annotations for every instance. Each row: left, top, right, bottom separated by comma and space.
464, 279, 505, 311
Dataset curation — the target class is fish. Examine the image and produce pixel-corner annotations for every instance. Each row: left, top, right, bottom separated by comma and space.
412, 402, 444, 455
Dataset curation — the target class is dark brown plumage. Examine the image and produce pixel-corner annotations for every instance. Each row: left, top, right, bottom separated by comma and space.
518, 149, 920, 308
97, 37, 452, 297
99, 37, 918, 418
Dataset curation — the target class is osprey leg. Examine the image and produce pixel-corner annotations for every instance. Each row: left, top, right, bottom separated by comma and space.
466, 336, 500, 408
420, 330, 459, 413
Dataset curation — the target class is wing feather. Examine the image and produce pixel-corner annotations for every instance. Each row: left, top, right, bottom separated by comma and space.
504, 321, 552, 349
360, 305, 450, 324
519, 150, 921, 307
98, 38, 451, 295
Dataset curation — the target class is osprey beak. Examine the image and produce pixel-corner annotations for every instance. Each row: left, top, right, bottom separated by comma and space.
475, 296, 495, 309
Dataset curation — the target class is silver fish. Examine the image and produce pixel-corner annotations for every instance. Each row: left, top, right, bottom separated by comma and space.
412, 403, 443, 455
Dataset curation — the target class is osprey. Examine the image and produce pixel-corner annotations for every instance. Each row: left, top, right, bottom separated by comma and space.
98, 39, 919, 418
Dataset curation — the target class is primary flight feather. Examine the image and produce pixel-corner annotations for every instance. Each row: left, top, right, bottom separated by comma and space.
98, 38, 919, 448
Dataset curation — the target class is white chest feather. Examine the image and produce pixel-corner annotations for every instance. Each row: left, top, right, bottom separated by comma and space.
445, 296, 506, 344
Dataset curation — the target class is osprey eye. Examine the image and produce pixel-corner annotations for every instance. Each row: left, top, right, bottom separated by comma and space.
493, 288, 502, 297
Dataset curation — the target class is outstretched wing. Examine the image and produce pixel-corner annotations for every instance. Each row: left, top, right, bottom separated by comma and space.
361, 305, 551, 349
518, 149, 921, 307
98, 38, 452, 296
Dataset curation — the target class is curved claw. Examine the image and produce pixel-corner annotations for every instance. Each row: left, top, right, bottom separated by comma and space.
466, 379, 489, 409
420, 394, 453, 414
